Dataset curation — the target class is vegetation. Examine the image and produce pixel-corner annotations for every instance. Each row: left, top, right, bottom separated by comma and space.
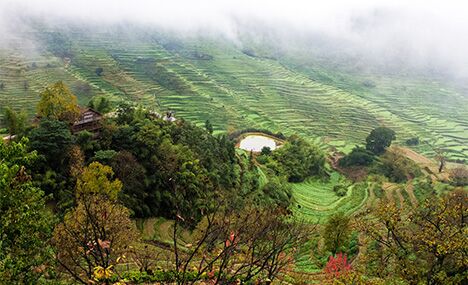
0, 138, 54, 283
359, 190, 468, 284
259, 135, 326, 182
339, 146, 374, 167
37, 81, 80, 123
366, 127, 396, 155
322, 212, 351, 255
2, 106, 27, 135
0, 25, 466, 284
373, 150, 421, 182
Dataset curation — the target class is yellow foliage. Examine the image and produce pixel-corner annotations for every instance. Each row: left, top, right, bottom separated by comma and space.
93, 265, 113, 280
37, 81, 80, 123
76, 161, 122, 201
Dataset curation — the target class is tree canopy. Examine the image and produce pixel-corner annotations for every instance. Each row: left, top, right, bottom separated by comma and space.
37, 81, 80, 123
365, 127, 396, 155
0, 138, 54, 283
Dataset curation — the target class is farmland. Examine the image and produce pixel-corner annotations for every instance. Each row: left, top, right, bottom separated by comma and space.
1, 28, 467, 163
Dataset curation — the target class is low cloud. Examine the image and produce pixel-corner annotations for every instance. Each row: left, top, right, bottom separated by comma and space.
1, 0, 468, 78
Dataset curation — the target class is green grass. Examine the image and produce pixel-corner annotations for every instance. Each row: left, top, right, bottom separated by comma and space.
291, 173, 369, 223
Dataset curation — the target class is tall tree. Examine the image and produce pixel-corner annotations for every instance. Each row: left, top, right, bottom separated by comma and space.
2, 106, 27, 136
37, 81, 80, 123
0, 138, 54, 283
322, 212, 351, 255
359, 190, 468, 284
365, 127, 396, 155
29, 119, 73, 167
53, 162, 138, 284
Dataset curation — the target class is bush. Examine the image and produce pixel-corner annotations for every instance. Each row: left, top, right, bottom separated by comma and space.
339, 146, 374, 167
271, 135, 326, 182
405, 137, 420, 146
333, 184, 348, 197
449, 166, 468, 186
373, 151, 421, 182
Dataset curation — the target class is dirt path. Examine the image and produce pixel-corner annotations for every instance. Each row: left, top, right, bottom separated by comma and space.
382, 182, 395, 201
395, 188, 405, 207
405, 179, 418, 207
382, 182, 405, 206
366, 183, 376, 208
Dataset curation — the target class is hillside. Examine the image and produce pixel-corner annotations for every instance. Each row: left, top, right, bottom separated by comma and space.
0, 26, 467, 162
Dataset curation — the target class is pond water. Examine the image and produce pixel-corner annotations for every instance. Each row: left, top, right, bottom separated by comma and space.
239, 135, 277, 152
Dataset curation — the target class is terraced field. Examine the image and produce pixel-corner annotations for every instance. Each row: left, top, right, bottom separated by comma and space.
0, 28, 467, 161
291, 173, 369, 223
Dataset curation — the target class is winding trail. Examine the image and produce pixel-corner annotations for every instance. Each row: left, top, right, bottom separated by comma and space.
405, 179, 418, 207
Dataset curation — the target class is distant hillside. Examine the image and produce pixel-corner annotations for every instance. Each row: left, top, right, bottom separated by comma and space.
0, 24, 467, 161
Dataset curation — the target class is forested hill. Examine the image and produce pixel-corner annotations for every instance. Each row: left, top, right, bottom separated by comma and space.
0, 23, 467, 161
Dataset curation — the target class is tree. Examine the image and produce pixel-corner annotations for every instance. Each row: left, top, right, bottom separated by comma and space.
0, 138, 54, 283
435, 148, 446, 173
95, 67, 104, 76
89, 97, 111, 113
171, 204, 309, 285
375, 150, 421, 182
53, 162, 138, 284
29, 119, 73, 167
271, 135, 326, 182
322, 212, 351, 255
110, 151, 149, 217
204, 119, 213, 134
358, 190, 468, 284
75, 162, 122, 201
37, 81, 80, 123
339, 146, 374, 167
2, 106, 27, 135
365, 127, 396, 155
449, 166, 468, 186
260, 146, 272, 156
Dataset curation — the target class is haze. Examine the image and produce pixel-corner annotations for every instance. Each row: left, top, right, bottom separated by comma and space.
1, 0, 468, 79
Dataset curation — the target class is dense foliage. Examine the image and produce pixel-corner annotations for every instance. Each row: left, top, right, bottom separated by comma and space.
0, 81, 465, 284
366, 127, 396, 155
0, 139, 54, 283
359, 190, 467, 284
259, 135, 326, 182
339, 146, 374, 167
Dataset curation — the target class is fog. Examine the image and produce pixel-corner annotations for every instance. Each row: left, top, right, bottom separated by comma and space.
1, 0, 468, 78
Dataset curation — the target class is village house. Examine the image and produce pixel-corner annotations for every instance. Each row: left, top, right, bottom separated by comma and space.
71, 107, 103, 134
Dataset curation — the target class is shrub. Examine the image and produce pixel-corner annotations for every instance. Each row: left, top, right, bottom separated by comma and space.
405, 137, 420, 146
324, 253, 352, 279
339, 146, 374, 167
333, 184, 348, 197
449, 166, 468, 186
373, 151, 421, 182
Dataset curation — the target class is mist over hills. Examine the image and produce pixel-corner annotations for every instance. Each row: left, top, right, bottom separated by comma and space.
0, 2, 467, 161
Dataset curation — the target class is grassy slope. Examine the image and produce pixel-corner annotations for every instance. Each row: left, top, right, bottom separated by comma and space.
1, 31, 466, 161
291, 173, 368, 223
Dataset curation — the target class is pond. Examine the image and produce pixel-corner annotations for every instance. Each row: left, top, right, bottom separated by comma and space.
238, 135, 277, 152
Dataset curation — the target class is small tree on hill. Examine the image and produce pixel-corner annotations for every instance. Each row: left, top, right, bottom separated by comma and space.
2, 106, 27, 136
366, 127, 396, 155
204, 119, 213, 134
339, 146, 374, 167
322, 212, 351, 255
95, 67, 104, 76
